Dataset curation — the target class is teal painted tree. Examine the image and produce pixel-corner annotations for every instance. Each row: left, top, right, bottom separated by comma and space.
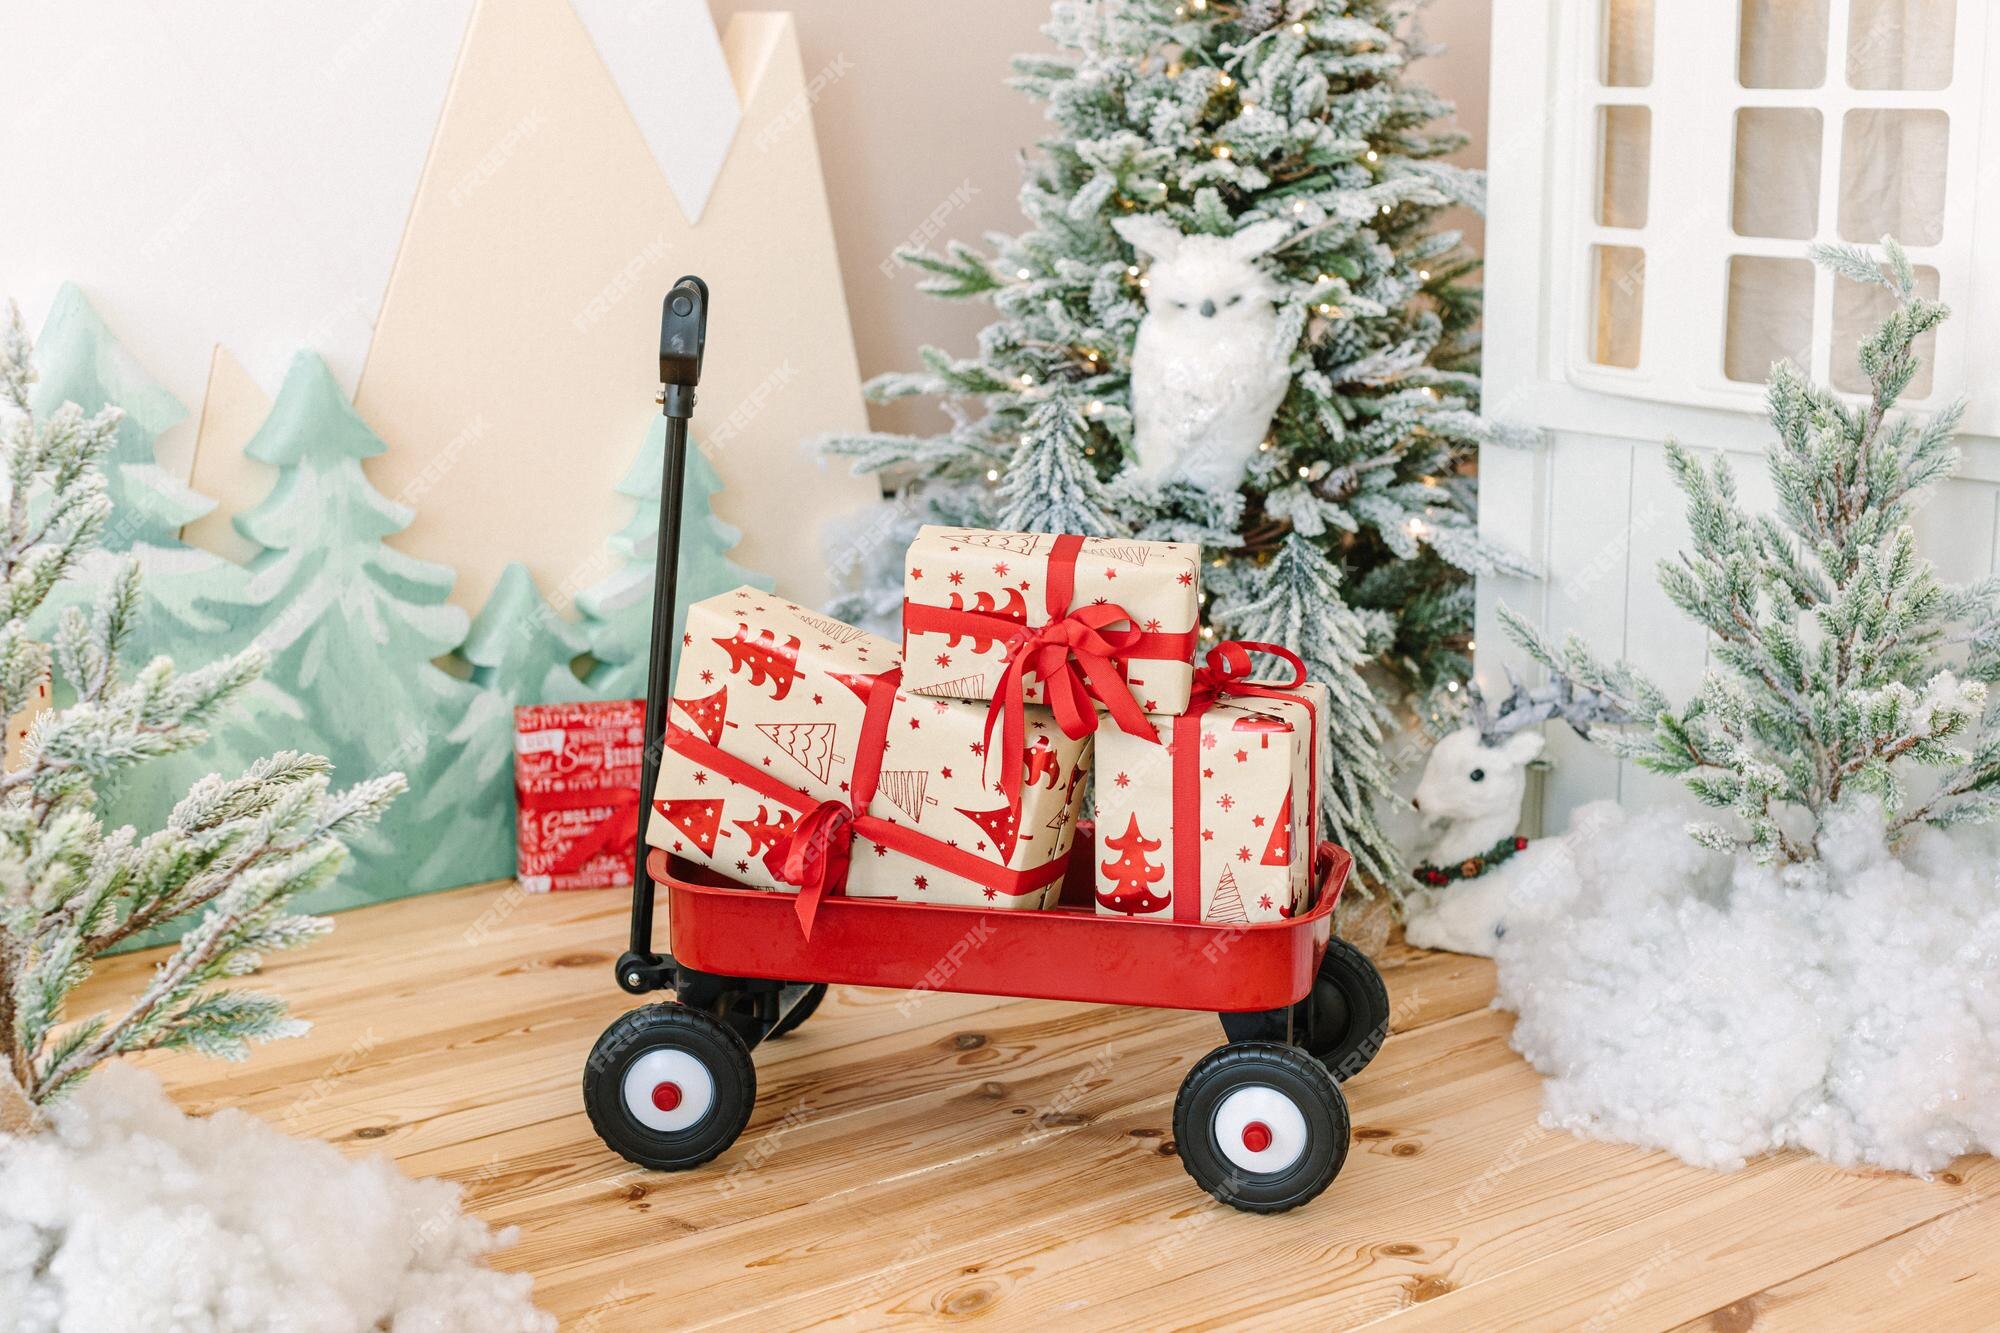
411, 562, 588, 887
569, 420, 767, 699
30, 284, 212, 549
218, 352, 504, 904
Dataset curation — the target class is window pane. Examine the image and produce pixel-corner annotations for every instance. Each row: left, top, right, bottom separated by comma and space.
1724, 256, 1813, 383
1598, 106, 1652, 228
1848, 0, 1955, 90
1839, 109, 1949, 245
1591, 245, 1646, 369
1603, 0, 1655, 86
1833, 264, 1940, 397
1732, 109, 1822, 238
1739, 0, 1830, 89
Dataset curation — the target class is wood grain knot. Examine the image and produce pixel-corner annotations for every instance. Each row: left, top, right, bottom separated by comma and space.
976, 1081, 1008, 1099
939, 1280, 1000, 1316
1391, 1141, 1423, 1157
1408, 1275, 1454, 1303
1354, 1126, 1394, 1140
1703, 1296, 1760, 1332
351, 1125, 390, 1140
1381, 1243, 1420, 1257
551, 952, 609, 968
952, 1032, 987, 1050
1129, 1127, 1165, 1139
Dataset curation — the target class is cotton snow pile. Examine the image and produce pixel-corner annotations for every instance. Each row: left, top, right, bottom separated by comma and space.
0, 1064, 553, 1333
1492, 800, 2000, 1175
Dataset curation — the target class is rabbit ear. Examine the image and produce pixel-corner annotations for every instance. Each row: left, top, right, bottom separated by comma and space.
1113, 215, 1185, 264
1226, 218, 1293, 260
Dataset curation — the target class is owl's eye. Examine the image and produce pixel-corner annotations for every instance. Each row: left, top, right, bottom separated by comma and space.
1469, 768, 1486, 783
1227, 294, 1243, 306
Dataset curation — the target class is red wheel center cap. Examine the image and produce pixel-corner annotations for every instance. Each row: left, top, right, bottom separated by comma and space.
651, 1081, 684, 1112
1241, 1120, 1273, 1153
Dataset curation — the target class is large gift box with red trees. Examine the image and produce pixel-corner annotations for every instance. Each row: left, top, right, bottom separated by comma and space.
901, 526, 1202, 715
1091, 643, 1327, 925
647, 588, 1092, 915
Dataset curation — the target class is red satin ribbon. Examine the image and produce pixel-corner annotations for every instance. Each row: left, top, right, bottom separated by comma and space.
664, 665, 1068, 937
520, 784, 641, 877
1169, 640, 1321, 922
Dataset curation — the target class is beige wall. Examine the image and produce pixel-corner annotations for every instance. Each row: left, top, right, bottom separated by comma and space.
704, 1, 1493, 437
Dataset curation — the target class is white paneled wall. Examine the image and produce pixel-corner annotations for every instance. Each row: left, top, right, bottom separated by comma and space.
1479, 0, 2000, 837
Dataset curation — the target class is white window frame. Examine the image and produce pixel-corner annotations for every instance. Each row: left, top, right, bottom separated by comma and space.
1483, 1, 2000, 464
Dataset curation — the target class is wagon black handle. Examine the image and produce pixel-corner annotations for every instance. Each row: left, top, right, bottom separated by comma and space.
621, 275, 709, 994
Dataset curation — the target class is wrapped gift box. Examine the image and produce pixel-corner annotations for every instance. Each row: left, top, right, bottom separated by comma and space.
647, 587, 1092, 911
1093, 666, 1327, 925
900, 526, 1202, 715
514, 699, 646, 892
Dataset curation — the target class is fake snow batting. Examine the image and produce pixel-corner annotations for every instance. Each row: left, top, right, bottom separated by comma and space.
1493, 802, 2000, 1175
0, 1065, 553, 1333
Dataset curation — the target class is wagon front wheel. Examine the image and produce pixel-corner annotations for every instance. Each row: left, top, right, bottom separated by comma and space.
584, 1002, 755, 1171
1173, 1041, 1350, 1214
1306, 935, 1391, 1082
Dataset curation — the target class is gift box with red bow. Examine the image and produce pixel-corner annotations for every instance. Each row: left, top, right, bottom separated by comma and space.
900, 526, 1202, 716
1092, 642, 1328, 925
514, 699, 646, 892
646, 588, 1092, 926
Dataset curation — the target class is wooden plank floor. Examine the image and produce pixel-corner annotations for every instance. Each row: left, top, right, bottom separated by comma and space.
75, 881, 1995, 1331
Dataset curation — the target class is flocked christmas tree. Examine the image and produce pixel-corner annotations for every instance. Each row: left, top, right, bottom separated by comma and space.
566, 420, 768, 701
1506, 240, 2000, 863
0, 303, 401, 1134
825, 0, 1529, 888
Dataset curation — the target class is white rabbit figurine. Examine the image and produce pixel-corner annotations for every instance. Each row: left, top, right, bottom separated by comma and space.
1113, 215, 1294, 492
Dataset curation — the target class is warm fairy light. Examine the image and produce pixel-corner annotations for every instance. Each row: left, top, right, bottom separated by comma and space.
1138, 276, 1151, 289
1316, 303, 1333, 314
1019, 373, 1035, 386
1017, 267, 1031, 279
1292, 200, 1305, 213
1167, 61, 1183, 76
1468, 640, 1477, 652
1291, 22, 1306, 34
1218, 73, 1232, 89
1446, 680, 1460, 693
1214, 144, 1232, 159
1419, 269, 1431, 281
1201, 625, 1217, 640
1087, 400, 1103, 416
1126, 264, 1141, 277
1380, 204, 1393, 216
986, 469, 1000, 481
1421, 475, 1439, 487
1240, 98, 1256, 111
1297, 466, 1310, 478
1258, 438, 1272, 451
1365, 150, 1378, 163
1422, 386, 1438, 398
1408, 517, 1428, 537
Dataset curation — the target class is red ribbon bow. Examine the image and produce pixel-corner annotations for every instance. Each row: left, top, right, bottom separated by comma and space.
1188, 639, 1308, 707
763, 799, 856, 937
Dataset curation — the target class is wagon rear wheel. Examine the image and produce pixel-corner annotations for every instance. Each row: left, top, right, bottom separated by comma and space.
767, 982, 828, 1039
1306, 935, 1391, 1082
584, 1002, 755, 1171
1173, 1041, 1350, 1214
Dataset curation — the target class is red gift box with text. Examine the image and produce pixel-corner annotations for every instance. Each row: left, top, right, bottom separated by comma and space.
514, 699, 645, 892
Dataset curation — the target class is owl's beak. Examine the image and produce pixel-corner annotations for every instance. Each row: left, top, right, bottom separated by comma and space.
1199, 299, 1217, 317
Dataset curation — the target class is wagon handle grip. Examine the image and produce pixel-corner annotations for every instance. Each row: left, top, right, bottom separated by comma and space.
622, 275, 709, 993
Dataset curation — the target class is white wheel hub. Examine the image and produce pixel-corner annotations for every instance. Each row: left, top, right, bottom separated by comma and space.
622, 1048, 716, 1133
1212, 1083, 1308, 1174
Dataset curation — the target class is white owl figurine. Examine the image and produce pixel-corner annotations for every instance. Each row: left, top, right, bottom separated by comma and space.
1114, 215, 1294, 492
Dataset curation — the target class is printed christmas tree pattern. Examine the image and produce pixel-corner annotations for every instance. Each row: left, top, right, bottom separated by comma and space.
957, 801, 1025, 864
939, 530, 1042, 555
732, 805, 795, 858
1208, 867, 1250, 925
1261, 788, 1294, 867
569, 421, 768, 700
654, 798, 726, 856
714, 624, 802, 700
672, 686, 732, 744
1096, 814, 1169, 915
877, 769, 938, 824
758, 721, 840, 783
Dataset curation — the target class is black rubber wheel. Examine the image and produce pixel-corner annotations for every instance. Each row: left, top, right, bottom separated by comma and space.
1173, 1041, 1350, 1214
766, 983, 828, 1039
584, 1003, 755, 1171
1306, 936, 1392, 1083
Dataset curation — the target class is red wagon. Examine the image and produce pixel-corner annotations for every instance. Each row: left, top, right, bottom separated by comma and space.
582, 279, 1390, 1213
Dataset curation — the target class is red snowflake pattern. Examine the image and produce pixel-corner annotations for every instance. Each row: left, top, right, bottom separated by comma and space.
913, 875, 929, 891
692, 770, 709, 785
1177, 572, 1194, 586
1237, 847, 1252, 862
994, 562, 1009, 576
936, 653, 952, 667
1258, 894, 1274, 910
1217, 793, 1235, 811
948, 570, 964, 585
1113, 772, 1131, 787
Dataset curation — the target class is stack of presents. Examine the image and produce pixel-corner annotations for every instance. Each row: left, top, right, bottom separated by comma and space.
517, 526, 1331, 929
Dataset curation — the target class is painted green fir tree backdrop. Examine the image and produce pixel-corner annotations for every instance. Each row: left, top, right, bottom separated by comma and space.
823, 0, 1530, 888
27, 285, 762, 922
